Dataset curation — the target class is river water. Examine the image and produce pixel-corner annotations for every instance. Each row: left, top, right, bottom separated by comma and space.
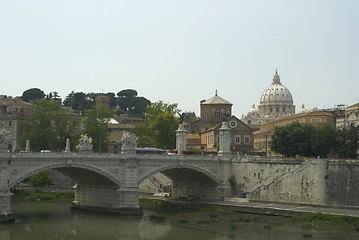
1, 200, 359, 240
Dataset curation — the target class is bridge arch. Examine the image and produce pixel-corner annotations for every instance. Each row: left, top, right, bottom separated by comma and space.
10, 163, 120, 189
138, 164, 223, 201
138, 164, 220, 186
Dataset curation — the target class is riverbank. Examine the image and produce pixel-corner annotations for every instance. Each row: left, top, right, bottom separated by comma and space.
219, 198, 359, 218
11, 189, 74, 201
12, 189, 359, 220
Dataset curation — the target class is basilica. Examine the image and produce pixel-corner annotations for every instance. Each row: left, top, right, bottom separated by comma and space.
241, 70, 296, 126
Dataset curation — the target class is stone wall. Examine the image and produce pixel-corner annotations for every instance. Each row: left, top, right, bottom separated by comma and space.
234, 157, 359, 206
233, 157, 303, 193
325, 160, 359, 206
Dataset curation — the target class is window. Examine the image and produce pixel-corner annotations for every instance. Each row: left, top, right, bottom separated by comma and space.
205, 111, 208, 119
215, 110, 221, 119
247, 120, 252, 124
0, 121, 4, 127
311, 118, 321, 123
235, 135, 241, 144
276, 108, 279, 112
244, 135, 250, 144
9, 121, 12, 127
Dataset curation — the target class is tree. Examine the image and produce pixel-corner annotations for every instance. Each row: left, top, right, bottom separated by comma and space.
117, 89, 150, 116
21, 88, 45, 102
132, 101, 180, 149
311, 126, 337, 158
31, 171, 54, 191
20, 99, 77, 151
270, 122, 316, 157
63, 91, 95, 113
83, 105, 116, 152
336, 125, 359, 159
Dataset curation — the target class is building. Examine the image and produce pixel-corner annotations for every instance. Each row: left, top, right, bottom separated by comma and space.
0, 96, 32, 151
253, 110, 336, 156
242, 70, 296, 126
201, 116, 254, 154
200, 90, 232, 131
336, 103, 359, 128
198, 92, 254, 154
95, 95, 110, 110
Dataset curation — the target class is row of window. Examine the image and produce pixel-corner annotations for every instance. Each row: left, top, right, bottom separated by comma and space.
216, 135, 251, 144
0, 120, 12, 128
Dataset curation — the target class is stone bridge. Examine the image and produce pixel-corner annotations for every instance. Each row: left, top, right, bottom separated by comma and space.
0, 123, 234, 222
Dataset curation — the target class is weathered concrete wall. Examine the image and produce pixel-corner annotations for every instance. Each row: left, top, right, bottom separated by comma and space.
236, 157, 359, 206
232, 157, 304, 193
325, 160, 359, 206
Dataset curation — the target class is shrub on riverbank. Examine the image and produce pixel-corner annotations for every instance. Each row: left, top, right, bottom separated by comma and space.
11, 189, 74, 201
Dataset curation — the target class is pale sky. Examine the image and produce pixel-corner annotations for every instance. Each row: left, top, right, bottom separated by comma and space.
1, 0, 358, 117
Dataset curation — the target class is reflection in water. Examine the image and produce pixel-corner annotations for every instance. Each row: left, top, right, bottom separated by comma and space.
1, 200, 359, 240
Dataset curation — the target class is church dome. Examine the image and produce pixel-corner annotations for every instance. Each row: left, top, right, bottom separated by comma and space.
249, 104, 258, 115
260, 70, 293, 104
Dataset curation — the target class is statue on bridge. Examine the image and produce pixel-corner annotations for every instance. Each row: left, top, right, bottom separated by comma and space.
76, 134, 93, 153
121, 132, 138, 154
0, 129, 11, 152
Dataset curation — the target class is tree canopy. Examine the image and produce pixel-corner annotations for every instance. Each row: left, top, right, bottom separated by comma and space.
83, 105, 116, 152
20, 99, 77, 151
117, 89, 151, 116
31, 170, 54, 191
21, 88, 45, 102
132, 101, 180, 149
63, 91, 96, 113
336, 125, 359, 159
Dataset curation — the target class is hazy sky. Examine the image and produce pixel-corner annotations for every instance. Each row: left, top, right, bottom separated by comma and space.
1, 0, 358, 117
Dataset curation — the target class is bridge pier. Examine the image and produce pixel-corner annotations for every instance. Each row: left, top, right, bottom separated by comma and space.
0, 189, 14, 223
72, 185, 142, 215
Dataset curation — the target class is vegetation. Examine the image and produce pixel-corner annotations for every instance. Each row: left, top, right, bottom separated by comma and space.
82, 105, 116, 152
336, 125, 359, 159
11, 189, 74, 201
117, 89, 151, 116
30, 171, 54, 191
295, 212, 359, 230
21, 88, 45, 102
20, 99, 77, 151
63, 91, 96, 113
132, 101, 180, 149
270, 122, 359, 158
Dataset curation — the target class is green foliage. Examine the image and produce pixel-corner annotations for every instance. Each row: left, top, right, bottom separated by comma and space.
30, 171, 54, 191
63, 91, 95, 112
296, 212, 359, 226
336, 125, 359, 159
132, 101, 180, 149
20, 99, 77, 151
311, 125, 337, 158
83, 105, 116, 152
21, 88, 45, 102
270, 122, 339, 158
117, 89, 151, 116
11, 189, 74, 200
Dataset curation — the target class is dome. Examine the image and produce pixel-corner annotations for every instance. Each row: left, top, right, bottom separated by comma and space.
299, 104, 306, 114
249, 104, 258, 115
260, 70, 293, 104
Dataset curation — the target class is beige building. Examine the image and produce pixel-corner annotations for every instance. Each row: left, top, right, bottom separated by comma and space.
253, 110, 336, 156
336, 103, 359, 128
198, 93, 254, 154
201, 116, 254, 154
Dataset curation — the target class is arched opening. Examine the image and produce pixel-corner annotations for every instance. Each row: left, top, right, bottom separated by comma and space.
139, 166, 222, 201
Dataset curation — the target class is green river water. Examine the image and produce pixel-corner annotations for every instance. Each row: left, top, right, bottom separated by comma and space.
1, 200, 359, 240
